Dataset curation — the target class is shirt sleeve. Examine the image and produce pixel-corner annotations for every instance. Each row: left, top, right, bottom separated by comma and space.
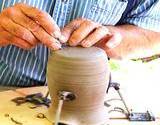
122, 0, 160, 32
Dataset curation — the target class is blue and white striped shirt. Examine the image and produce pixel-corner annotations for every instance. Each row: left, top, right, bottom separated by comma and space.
0, 0, 160, 86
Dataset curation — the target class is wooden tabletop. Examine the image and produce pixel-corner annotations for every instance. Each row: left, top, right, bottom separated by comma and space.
0, 86, 159, 125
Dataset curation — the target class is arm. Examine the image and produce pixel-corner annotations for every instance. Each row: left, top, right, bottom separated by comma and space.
105, 0, 160, 59
103, 25, 160, 59
61, 1, 160, 60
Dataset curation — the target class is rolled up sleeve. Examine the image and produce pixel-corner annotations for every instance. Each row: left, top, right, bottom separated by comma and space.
122, 0, 160, 32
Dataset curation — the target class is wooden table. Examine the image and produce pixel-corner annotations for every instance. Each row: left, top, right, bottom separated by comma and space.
0, 86, 159, 125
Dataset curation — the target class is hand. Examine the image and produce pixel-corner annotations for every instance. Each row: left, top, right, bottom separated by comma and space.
95, 26, 122, 50
61, 18, 122, 50
0, 3, 63, 50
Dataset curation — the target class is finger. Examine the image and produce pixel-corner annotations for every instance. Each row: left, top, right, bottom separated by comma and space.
69, 20, 100, 46
0, 32, 10, 46
32, 26, 62, 50
0, 15, 38, 46
105, 32, 122, 49
5, 7, 40, 39
94, 35, 110, 48
61, 18, 85, 43
15, 3, 61, 38
81, 26, 110, 47
0, 29, 32, 49
5, 7, 44, 45
0, 26, 9, 46
3, 8, 61, 50
12, 38, 33, 49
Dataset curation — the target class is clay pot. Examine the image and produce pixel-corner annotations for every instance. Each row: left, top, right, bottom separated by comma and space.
47, 47, 110, 125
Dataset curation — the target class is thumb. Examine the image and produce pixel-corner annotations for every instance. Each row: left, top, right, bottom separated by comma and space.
106, 32, 122, 49
61, 18, 86, 43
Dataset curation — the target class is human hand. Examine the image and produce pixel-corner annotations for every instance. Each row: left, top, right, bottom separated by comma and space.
0, 3, 63, 50
61, 18, 122, 50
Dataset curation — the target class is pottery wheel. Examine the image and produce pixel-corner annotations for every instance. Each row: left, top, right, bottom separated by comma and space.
47, 47, 110, 125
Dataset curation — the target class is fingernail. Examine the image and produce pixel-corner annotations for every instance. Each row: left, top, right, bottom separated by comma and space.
52, 31, 61, 38
56, 43, 62, 49
50, 42, 61, 50
106, 34, 122, 49
59, 35, 66, 43
106, 41, 116, 49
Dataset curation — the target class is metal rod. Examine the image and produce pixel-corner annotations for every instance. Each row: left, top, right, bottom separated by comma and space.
45, 91, 49, 98
117, 90, 130, 115
54, 99, 64, 125
54, 91, 76, 125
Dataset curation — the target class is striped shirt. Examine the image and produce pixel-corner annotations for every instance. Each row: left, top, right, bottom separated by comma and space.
0, 0, 160, 86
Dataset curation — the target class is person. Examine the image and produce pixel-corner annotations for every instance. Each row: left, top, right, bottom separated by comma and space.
0, 0, 159, 86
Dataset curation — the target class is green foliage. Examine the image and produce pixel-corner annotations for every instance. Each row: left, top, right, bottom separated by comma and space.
108, 60, 121, 71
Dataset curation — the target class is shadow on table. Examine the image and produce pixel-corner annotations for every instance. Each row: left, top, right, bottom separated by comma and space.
0, 86, 20, 92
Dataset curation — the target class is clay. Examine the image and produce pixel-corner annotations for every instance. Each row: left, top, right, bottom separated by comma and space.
47, 47, 110, 125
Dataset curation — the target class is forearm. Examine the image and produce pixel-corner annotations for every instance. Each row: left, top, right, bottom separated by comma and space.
106, 25, 160, 59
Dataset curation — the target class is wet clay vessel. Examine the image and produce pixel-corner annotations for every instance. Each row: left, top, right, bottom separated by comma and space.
47, 47, 110, 125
